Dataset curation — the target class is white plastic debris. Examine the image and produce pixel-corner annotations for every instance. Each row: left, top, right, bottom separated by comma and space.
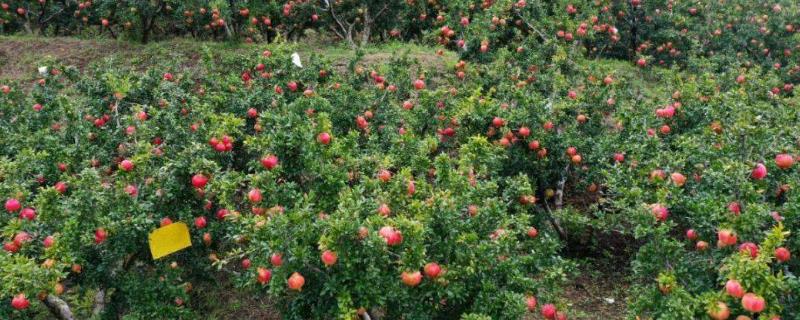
291, 52, 303, 68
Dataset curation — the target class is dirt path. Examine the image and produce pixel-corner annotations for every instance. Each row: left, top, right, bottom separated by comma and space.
0, 36, 455, 84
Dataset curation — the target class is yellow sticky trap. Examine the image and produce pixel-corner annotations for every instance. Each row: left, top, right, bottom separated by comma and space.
148, 222, 192, 260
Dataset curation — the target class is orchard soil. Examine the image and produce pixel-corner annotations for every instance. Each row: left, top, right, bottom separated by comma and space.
0, 36, 629, 320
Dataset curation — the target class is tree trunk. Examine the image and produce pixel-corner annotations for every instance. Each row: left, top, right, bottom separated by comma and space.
140, 12, 151, 44
141, 0, 164, 44
36, 2, 46, 34
628, 1, 638, 58
224, 21, 233, 39
227, 0, 238, 38
360, 7, 371, 46
22, 9, 33, 35
92, 289, 106, 317
44, 295, 75, 320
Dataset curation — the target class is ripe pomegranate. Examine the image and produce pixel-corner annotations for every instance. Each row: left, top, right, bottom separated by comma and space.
527, 227, 539, 238
541, 303, 557, 319
468, 205, 479, 217
526, 296, 537, 312
11, 294, 29, 310
717, 229, 737, 247
738, 242, 759, 258
160, 217, 173, 227
728, 201, 741, 215
4, 242, 19, 253
43, 235, 55, 248
287, 272, 305, 291
54, 181, 67, 194
413, 79, 426, 90
20, 207, 36, 220
256, 267, 271, 284
248, 188, 262, 203
566, 147, 577, 156
321, 250, 337, 267
194, 216, 207, 229
514, 127, 530, 138
567, 90, 577, 99
192, 174, 209, 188
492, 117, 505, 128
377, 169, 392, 183
317, 132, 331, 145
5, 198, 21, 212
261, 155, 279, 170
751, 163, 767, 179
775, 154, 794, 169
94, 228, 108, 244
246, 108, 258, 118
125, 184, 138, 197
670, 172, 686, 187
401, 271, 422, 286
655, 106, 675, 118
377, 203, 391, 217
424, 262, 442, 279
356, 116, 368, 129
119, 159, 134, 171
686, 229, 698, 240
271, 253, 283, 267
726, 279, 744, 298
651, 204, 669, 221
379, 226, 403, 246
741, 293, 765, 313
707, 301, 730, 320
13, 232, 31, 247
775, 247, 791, 262
216, 208, 229, 220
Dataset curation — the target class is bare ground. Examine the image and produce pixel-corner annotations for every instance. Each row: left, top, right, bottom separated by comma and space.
0, 36, 456, 84
0, 37, 133, 80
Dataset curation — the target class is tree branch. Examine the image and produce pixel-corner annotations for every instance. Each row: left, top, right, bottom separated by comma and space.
328, 24, 345, 40
554, 164, 569, 209
519, 18, 549, 43
40, 7, 66, 25
327, 2, 356, 48
373, 3, 389, 19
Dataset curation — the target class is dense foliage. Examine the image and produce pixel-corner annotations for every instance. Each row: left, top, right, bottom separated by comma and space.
1, 0, 799, 319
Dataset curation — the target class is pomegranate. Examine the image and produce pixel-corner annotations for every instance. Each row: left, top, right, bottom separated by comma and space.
287, 272, 305, 291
